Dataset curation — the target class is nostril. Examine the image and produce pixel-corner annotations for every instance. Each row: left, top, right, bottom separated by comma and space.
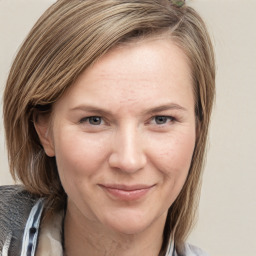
109, 129, 146, 172
108, 151, 147, 173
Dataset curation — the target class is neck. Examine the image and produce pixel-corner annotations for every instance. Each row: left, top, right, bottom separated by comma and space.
63, 202, 167, 256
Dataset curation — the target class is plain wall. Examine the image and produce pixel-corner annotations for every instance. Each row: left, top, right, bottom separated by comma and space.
0, 1, 255, 255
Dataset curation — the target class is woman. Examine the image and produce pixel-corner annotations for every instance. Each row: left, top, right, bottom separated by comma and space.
0, 0, 215, 255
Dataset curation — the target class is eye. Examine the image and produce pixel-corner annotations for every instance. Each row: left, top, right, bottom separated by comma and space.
153, 116, 174, 125
80, 116, 102, 125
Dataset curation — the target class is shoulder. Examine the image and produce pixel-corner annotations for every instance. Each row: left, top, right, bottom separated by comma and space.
166, 240, 209, 256
179, 243, 209, 256
0, 185, 38, 254
0, 185, 37, 217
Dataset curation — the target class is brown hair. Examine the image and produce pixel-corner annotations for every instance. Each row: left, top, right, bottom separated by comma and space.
3, 0, 215, 254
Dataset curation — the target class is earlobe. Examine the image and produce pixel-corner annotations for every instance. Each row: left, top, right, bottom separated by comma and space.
33, 113, 55, 157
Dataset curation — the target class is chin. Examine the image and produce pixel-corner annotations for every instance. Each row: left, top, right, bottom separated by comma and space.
102, 209, 158, 235
108, 221, 149, 235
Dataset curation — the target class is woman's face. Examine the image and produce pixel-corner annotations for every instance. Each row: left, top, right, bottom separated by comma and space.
41, 38, 196, 235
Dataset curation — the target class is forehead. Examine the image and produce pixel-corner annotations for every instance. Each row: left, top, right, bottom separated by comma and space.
92, 36, 191, 78
54, 37, 194, 113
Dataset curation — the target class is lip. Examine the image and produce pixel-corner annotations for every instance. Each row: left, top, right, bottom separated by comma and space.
99, 184, 155, 201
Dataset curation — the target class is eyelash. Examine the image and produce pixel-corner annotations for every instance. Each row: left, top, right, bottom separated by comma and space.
79, 115, 176, 126
79, 116, 104, 125
150, 116, 175, 125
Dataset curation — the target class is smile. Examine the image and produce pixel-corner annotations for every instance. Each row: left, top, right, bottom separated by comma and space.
98, 184, 155, 201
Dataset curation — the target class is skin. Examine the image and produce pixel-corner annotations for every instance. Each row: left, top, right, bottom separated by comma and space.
36, 38, 196, 256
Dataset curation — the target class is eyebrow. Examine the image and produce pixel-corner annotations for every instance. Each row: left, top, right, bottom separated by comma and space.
70, 103, 187, 116
143, 103, 188, 115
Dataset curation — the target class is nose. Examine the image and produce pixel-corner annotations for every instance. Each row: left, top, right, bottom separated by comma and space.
108, 125, 147, 173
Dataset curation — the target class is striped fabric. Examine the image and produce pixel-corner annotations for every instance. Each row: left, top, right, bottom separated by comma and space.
17, 199, 208, 256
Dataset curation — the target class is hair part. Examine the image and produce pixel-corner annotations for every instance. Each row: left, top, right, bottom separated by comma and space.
3, 0, 215, 254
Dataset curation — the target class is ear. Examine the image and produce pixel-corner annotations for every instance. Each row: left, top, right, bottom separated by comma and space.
33, 113, 55, 157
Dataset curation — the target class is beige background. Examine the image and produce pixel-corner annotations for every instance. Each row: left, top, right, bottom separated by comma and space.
0, 1, 256, 255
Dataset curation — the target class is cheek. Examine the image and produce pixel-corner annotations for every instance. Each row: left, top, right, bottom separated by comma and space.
149, 129, 195, 180
150, 130, 196, 207
53, 129, 109, 182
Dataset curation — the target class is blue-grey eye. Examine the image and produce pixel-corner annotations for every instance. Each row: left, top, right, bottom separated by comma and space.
154, 116, 172, 124
88, 116, 102, 125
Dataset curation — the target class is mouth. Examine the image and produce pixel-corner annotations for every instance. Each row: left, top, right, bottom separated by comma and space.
98, 184, 155, 201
